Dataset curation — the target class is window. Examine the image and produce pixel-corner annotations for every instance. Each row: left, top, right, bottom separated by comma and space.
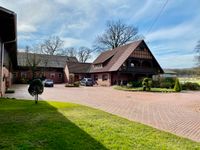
130, 60, 140, 67
50, 73, 55, 78
94, 75, 98, 81
130, 63, 135, 67
102, 74, 108, 81
94, 64, 103, 69
13, 72, 17, 77
21, 72, 27, 78
58, 73, 62, 78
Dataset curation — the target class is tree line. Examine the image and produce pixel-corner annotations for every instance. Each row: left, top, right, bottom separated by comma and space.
24, 19, 200, 76
170, 68, 200, 76
24, 19, 141, 63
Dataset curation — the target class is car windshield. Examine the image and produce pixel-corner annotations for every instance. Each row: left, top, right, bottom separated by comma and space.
87, 78, 92, 81
46, 79, 53, 82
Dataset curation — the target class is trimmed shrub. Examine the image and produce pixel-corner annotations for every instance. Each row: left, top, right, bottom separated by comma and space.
174, 78, 182, 92
152, 81, 160, 88
20, 78, 29, 84
132, 81, 142, 87
65, 82, 80, 87
181, 82, 200, 90
65, 84, 74, 87
142, 78, 152, 91
152, 77, 176, 88
127, 81, 142, 88
28, 79, 44, 104
159, 77, 175, 88
74, 81, 80, 87
126, 82, 133, 88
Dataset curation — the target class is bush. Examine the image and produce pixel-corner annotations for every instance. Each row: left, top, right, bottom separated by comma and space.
65, 83, 75, 87
181, 82, 200, 90
152, 81, 160, 88
133, 81, 142, 87
127, 81, 142, 88
28, 79, 44, 104
152, 77, 176, 88
160, 82, 173, 89
20, 78, 29, 84
142, 78, 152, 91
127, 82, 133, 88
174, 78, 182, 92
74, 81, 80, 87
65, 82, 80, 87
159, 77, 175, 88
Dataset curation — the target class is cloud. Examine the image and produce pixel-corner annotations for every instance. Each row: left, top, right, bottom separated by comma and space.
18, 24, 37, 33
18, 34, 32, 40
1, 0, 200, 68
158, 53, 196, 69
62, 37, 90, 48
146, 23, 195, 41
132, 0, 154, 21
145, 12, 200, 68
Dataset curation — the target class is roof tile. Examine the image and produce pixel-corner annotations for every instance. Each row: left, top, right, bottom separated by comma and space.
18, 52, 78, 68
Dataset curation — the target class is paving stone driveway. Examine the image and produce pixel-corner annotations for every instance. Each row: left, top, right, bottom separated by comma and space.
6, 84, 200, 142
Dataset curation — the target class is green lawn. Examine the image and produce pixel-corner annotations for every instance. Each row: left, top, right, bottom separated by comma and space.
0, 99, 199, 150
114, 86, 175, 92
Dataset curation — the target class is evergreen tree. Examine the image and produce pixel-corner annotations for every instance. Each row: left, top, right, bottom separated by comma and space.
174, 78, 182, 92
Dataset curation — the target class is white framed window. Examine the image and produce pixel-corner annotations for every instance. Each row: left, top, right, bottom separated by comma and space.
50, 73, 55, 78
58, 73, 62, 78
21, 72, 27, 78
94, 64, 103, 69
94, 75, 98, 81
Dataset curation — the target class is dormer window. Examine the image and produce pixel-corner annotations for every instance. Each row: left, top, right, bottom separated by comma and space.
94, 64, 103, 69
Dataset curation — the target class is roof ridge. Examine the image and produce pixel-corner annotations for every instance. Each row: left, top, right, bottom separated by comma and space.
101, 39, 144, 53
17, 51, 76, 58
67, 62, 92, 64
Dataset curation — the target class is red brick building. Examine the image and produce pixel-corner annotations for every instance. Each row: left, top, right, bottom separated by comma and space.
14, 52, 77, 83
15, 40, 163, 86
0, 6, 17, 96
64, 62, 91, 83
0, 7, 163, 90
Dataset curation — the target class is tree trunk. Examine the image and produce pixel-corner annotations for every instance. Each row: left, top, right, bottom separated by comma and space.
35, 94, 38, 104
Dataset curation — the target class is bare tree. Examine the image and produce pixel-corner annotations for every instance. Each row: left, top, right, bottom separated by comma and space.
94, 20, 142, 52
195, 40, 200, 67
65, 47, 77, 57
41, 36, 64, 55
25, 46, 42, 79
78, 47, 92, 63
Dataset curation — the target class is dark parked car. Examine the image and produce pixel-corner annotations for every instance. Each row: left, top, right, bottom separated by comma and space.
43, 79, 54, 87
80, 78, 93, 86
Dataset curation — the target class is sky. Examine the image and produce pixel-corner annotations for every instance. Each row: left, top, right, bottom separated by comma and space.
1, 0, 200, 69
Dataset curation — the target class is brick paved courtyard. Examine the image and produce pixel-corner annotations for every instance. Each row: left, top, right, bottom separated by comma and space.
6, 84, 200, 142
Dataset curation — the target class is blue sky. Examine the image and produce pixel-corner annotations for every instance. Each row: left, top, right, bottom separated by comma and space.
1, 0, 200, 68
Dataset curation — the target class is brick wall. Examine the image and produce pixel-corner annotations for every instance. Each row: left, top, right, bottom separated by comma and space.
92, 73, 111, 86
14, 69, 64, 83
